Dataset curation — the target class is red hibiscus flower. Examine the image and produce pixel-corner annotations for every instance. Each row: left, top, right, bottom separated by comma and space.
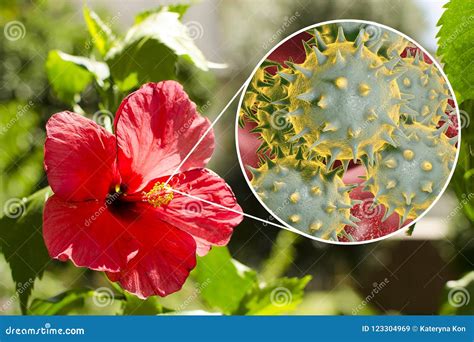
43, 81, 243, 298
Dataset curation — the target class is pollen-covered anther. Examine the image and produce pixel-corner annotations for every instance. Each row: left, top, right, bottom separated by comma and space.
421, 161, 433, 171
403, 149, 414, 160
143, 182, 174, 207
335, 77, 348, 89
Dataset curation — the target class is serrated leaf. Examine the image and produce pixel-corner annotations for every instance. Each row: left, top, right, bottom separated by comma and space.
236, 276, 311, 315
0, 187, 52, 314
439, 272, 474, 315
83, 6, 116, 56
28, 289, 92, 315
437, 0, 474, 103
105, 8, 208, 92
192, 247, 257, 314
46, 50, 110, 104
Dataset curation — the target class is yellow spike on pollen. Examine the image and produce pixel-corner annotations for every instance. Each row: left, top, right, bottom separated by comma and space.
311, 186, 321, 196
347, 127, 358, 138
421, 105, 430, 116
309, 221, 323, 232
421, 161, 432, 171
421, 182, 433, 193
289, 214, 301, 223
317, 95, 328, 109
386, 180, 397, 189
366, 109, 378, 122
335, 77, 348, 89
358, 83, 371, 96
289, 192, 300, 203
325, 203, 336, 213
323, 122, 338, 132
403, 192, 415, 205
403, 77, 411, 87
403, 149, 414, 161
384, 158, 397, 168
273, 181, 285, 192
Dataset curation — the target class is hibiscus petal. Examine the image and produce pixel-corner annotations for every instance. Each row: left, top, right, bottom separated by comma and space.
106, 204, 197, 298
45, 111, 117, 201
43, 195, 138, 272
114, 81, 214, 194
148, 168, 243, 249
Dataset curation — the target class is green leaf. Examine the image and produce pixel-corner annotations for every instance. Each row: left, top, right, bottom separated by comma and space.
192, 247, 257, 314
439, 272, 474, 314
236, 276, 311, 315
437, 0, 474, 103
121, 292, 169, 315
105, 8, 208, 92
0, 187, 52, 314
46, 50, 110, 104
261, 230, 300, 281
28, 289, 92, 315
83, 6, 116, 56
135, 4, 191, 23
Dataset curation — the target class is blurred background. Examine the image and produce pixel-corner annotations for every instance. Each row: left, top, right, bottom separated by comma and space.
0, 0, 472, 315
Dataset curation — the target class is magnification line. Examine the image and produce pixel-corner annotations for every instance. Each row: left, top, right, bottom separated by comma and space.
170, 188, 288, 230
164, 82, 249, 186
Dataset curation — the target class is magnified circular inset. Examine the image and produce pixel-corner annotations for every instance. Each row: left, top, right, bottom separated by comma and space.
236, 20, 460, 244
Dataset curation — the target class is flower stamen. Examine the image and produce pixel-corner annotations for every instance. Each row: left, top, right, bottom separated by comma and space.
143, 182, 174, 207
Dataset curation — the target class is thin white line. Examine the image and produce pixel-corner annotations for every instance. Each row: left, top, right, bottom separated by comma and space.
164, 82, 250, 186
170, 188, 288, 230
